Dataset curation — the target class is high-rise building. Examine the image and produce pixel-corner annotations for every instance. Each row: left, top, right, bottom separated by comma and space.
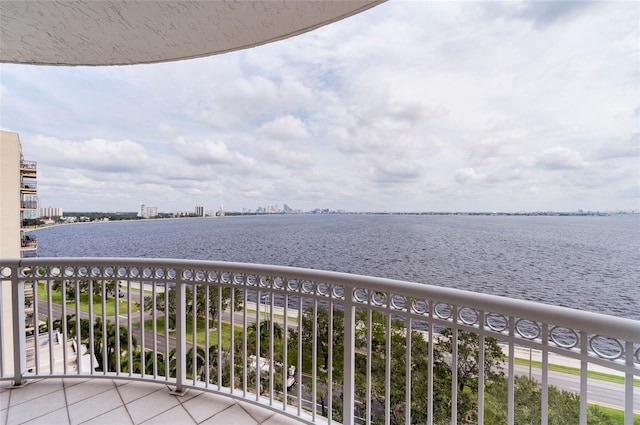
138, 203, 145, 217
0, 130, 38, 371
146, 206, 158, 218
40, 206, 63, 218
195, 206, 204, 217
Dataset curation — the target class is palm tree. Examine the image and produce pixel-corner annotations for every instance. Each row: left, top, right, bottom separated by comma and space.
92, 318, 137, 372
247, 320, 284, 357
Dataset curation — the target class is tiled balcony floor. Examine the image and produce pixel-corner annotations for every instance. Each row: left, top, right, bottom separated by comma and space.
1, 378, 302, 425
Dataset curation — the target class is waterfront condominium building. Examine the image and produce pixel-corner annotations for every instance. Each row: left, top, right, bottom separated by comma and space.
195, 205, 204, 217
40, 206, 62, 218
0, 130, 38, 370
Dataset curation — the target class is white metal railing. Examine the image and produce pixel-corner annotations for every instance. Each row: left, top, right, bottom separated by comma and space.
0, 257, 638, 425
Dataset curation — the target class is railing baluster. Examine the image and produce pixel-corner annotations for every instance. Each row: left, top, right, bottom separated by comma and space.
205, 284, 210, 387
256, 290, 261, 401
101, 280, 107, 375
405, 316, 412, 425
478, 311, 485, 425
366, 307, 372, 425
11, 267, 25, 386
0, 275, 5, 378
47, 279, 54, 375
61, 279, 68, 375
230, 284, 235, 394
127, 279, 132, 377
580, 331, 588, 425
172, 273, 186, 395
428, 302, 434, 425
242, 287, 248, 397
541, 324, 549, 425
163, 279, 169, 382
508, 316, 515, 425
625, 340, 633, 425
33, 279, 40, 375
114, 278, 120, 375
328, 301, 333, 423
343, 289, 356, 425
88, 280, 95, 374
140, 276, 145, 378
282, 292, 288, 411
269, 291, 274, 406
312, 298, 317, 421
452, 308, 458, 425
217, 284, 222, 390
385, 309, 391, 425
192, 284, 197, 385
152, 276, 158, 378
297, 295, 303, 416
75, 279, 81, 374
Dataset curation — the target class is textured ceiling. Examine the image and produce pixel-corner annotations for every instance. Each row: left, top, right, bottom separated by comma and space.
0, 0, 383, 66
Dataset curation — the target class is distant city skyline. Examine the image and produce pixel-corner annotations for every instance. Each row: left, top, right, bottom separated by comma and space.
1, 2, 638, 213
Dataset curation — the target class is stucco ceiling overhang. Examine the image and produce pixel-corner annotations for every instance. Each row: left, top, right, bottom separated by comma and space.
0, 0, 383, 66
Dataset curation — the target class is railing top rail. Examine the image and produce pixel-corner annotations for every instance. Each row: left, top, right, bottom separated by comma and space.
2, 257, 639, 342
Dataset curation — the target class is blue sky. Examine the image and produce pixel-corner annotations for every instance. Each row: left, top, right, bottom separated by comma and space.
1, 1, 638, 213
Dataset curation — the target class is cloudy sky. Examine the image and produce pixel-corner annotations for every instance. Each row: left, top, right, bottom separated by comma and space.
1, 1, 638, 213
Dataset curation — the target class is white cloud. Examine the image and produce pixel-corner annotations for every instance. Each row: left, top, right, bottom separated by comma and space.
258, 116, 310, 142
30, 136, 148, 172
172, 137, 255, 169
536, 146, 589, 170
455, 168, 487, 185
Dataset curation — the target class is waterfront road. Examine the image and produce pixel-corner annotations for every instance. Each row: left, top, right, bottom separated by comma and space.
36, 299, 637, 414
514, 364, 639, 413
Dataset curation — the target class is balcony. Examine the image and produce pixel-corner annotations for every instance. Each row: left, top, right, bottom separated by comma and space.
19, 160, 37, 177
0, 258, 638, 425
20, 200, 38, 210
20, 236, 37, 249
20, 181, 37, 193
21, 219, 38, 230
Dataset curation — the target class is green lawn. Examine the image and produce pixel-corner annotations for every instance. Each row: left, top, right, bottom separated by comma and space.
594, 405, 640, 425
141, 316, 240, 350
36, 283, 139, 316
514, 357, 640, 387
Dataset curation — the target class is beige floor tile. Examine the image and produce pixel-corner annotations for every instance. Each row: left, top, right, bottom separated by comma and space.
22, 407, 69, 425
8, 379, 63, 406
262, 413, 307, 425
1, 388, 9, 410
81, 406, 133, 425
117, 381, 165, 404
6, 390, 66, 424
140, 405, 196, 425
181, 393, 235, 423
61, 378, 89, 388
200, 404, 258, 425
65, 378, 115, 404
67, 388, 123, 424
236, 400, 276, 423
173, 387, 202, 403
1, 408, 7, 425
125, 386, 180, 424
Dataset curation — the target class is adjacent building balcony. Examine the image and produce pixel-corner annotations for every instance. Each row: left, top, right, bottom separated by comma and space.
20, 219, 38, 230
20, 180, 37, 193
0, 258, 638, 425
19, 161, 37, 180
20, 200, 38, 210
20, 236, 37, 249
